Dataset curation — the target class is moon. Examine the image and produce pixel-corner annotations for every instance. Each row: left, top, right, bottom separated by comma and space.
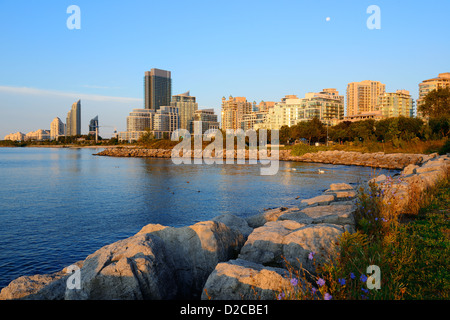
326, 17, 331, 22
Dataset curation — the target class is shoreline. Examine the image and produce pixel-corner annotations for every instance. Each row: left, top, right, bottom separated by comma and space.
0, 145, 120, 149
0, 152, 448, 300
93, 147, 429, 170
0, 144, 440, 170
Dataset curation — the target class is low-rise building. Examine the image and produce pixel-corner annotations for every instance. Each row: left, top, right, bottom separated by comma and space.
4, 132, 26, 141
377, 90, 413, 118
24, 129, 51, 141
343, 110, 385, 122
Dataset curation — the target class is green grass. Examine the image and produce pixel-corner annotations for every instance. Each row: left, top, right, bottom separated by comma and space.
283, 139, 447, 156
397, 182, 450, 299
278, 168, 450, 300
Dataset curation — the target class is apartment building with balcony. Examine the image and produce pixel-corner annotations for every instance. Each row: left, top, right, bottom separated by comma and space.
377, 90, 414, 118
417, 72, 450, 118
346, 80, 386, 117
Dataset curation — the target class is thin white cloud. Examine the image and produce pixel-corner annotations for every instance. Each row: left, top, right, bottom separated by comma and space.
80, 84, 122, 90
0, 85, 142, 103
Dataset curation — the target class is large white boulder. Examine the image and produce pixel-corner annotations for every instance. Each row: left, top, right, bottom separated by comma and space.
238, 221, 344, 273
201, 259, 291, 300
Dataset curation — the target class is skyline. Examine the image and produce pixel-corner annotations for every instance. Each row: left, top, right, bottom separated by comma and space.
1, 0, 449, 138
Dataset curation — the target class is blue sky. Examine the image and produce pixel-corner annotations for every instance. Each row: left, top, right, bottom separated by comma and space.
0, 0, 449, 138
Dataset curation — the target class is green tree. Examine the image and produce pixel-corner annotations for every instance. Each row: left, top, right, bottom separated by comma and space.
137, 129, 154, 145
385, 118, 401, 146
428, 117, 450, 138
279, 125, 291, 144
419, 87, 450, 119
350, 120, 376, 142
329, 121, 352, 143
397, 116, 424, 140
304, 117, 325, 144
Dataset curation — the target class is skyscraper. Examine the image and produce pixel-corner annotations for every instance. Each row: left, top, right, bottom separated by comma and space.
89, 116, 99, 135
50, 117, 66, 140
346, 80, 386, 116
144, 68, 172, 111
171, 91, 198, 132
66, 100, 81, 136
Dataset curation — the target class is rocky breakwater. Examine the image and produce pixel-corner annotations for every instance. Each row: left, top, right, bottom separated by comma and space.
95, 148, 173, 158
95, 147, 427, 170
368, 153, 450, 213
94, 147, 287, 160
1, 153, 448, 300
291, 150, 425, 170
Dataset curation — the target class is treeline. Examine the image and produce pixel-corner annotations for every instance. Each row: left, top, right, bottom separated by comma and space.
0, 134, 120, 147
279, 116, 449, 146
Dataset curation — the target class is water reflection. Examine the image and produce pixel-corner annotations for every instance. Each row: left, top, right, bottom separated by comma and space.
0, 147, 397, 289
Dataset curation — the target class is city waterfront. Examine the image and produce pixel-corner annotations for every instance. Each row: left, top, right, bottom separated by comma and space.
0, 147, 396, 289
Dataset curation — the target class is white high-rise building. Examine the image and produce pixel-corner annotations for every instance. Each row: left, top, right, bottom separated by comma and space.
50, 117, 66, 140
66, 100, 81, 136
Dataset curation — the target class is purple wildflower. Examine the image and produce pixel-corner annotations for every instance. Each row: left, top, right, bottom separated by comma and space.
338, 278, 346, 286
360, 274, 368, 283
277, 292, 285, 300
308, 252, 315, 260
324, 293, 332, 300
350, 272, 355, 279
290, 278, 298, 286
311, 287, 317, 295
316, 278, 325, 287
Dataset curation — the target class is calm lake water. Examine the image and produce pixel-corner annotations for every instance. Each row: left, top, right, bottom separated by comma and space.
0, 147, 396, 289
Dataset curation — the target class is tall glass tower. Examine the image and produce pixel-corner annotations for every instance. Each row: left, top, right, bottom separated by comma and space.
66, 100, 81, 136
144, 68, 172, 111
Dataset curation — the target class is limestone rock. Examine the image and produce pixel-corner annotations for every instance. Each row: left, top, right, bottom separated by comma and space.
402, 164, 419, 176
64, 220, 245, 300
1, 273, 67, 300
369, 174, 387, 185
326, 183, 353, 191
0, 262, 83, 300
282, 224, 344, 271
301, 194, 335, 207
201, 259, 291, 300
238, 221, 344, 272
65, 232, 176, 300
238, 220, 305, 267
138, 221, 246, 299
246, 206, 300, 228
212, 214, 253, 239
414, 161, 447, 174
279, 203, 356, 227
